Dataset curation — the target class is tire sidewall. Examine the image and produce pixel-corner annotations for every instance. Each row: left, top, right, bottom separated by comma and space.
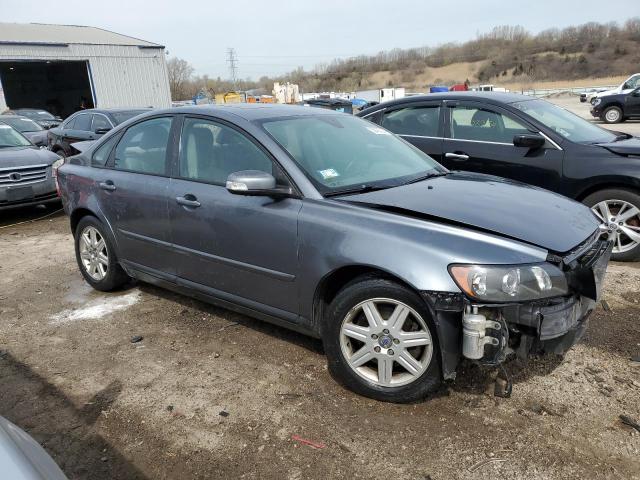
583, 188, 640, 261
323, 277, 442, 403
74, 216, 126, 291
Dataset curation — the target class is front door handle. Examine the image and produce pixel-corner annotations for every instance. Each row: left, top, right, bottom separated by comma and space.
99, 180, 116, 191
176, 195, 201, 208
445, 152, 470, 161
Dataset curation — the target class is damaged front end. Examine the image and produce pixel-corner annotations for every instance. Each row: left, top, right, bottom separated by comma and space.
424, 231, 613, 384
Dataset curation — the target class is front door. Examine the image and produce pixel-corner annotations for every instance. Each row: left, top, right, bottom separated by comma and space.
625, 89, 640, 116
441, 101, 564, 193
378, 102, 444, 162
167, 116, 301, 316
96, 115, 176, 276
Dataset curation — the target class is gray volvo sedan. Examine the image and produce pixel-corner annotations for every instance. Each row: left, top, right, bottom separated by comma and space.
56, 104, 611, 402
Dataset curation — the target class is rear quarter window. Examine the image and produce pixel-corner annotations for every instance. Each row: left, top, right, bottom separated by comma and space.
92, 135, 118, 167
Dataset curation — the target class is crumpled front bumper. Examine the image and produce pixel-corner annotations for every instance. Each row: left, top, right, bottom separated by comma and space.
424, 236, 612, 380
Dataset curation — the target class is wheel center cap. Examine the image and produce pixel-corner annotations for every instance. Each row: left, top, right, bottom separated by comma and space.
609, 223, 618, 230
378, 335, 393, 349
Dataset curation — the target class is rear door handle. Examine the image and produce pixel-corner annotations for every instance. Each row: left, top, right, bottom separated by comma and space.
445, 152, 470, 161
99, 180, 116, 191
176, 195, 201, 208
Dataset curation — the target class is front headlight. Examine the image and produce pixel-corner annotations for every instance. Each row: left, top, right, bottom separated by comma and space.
594, 98, 602, 106
449, 263, 568, 302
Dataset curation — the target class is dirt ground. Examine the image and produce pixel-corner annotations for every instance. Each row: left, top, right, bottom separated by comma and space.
1, 108, 640, 480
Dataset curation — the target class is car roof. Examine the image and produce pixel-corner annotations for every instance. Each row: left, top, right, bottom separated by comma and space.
158, 103, 344, 121
73, 108, 152, 115
362, 91, 536, 112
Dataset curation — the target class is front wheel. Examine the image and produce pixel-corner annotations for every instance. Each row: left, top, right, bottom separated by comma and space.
601, 106, 623, 124
323, 277, 441, 403
585, 189, 640, 261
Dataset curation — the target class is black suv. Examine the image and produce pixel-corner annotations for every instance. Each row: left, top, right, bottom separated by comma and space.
358, 92, 640, 261
590, 87, 640, 124
48, 108, 149, 157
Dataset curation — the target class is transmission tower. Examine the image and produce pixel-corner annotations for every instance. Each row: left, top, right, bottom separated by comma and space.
226, 48, 238, 88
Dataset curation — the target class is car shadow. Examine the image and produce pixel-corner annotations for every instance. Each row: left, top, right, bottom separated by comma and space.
0, 351, 149, 480
135, 282, 325, 355
0, 203, 64, 227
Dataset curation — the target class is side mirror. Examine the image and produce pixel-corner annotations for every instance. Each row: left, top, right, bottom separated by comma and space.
226, 170, 292, 197
513, 133, 545, 149
95, 127, 111, 134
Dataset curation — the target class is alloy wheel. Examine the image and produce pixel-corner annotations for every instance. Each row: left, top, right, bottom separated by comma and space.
339, 298, 433, 387
592, 199, 640, 254
79, 226, 109, 280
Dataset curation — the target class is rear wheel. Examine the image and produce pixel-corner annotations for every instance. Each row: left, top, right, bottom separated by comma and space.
601, 106, 623, 124
584, 189, 640, 261
323, 277, 441, 402
74, 216, 129, 291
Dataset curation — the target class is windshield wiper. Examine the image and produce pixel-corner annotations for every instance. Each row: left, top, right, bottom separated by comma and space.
325, 183, 395, 197
399, 171, 448, 186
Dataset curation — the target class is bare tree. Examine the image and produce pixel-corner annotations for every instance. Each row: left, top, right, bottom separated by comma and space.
167, 57, 195, 100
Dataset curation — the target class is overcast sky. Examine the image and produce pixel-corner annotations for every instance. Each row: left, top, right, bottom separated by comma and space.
2, 0, 638, 79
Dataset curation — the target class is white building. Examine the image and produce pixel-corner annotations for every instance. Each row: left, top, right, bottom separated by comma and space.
0, 23, 171, 117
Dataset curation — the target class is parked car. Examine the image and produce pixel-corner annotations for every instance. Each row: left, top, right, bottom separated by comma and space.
0, 415, 68, 480
0, 115, 47, 146
579, 87, 609, 104
357, 92, 640, 261
57, 105, 611, 402
48, 108, 150, 157
2, 108, 62, 129
590, 87, 640, 124
0, 123, 62, 210
303, 98, 353, 114
588, 73, 640, 105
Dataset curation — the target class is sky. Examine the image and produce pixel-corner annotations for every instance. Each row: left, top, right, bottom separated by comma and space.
1, 0, 638, 79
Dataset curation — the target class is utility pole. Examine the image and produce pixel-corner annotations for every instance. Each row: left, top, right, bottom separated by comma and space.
226, 48, 238, 89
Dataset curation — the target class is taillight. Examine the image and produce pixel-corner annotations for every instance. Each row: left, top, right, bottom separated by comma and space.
52, 157, 65, 197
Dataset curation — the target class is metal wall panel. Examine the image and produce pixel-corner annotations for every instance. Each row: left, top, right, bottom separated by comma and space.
0, 43, 171, 109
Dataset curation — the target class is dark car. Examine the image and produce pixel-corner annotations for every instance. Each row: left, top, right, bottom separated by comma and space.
0, 123, 62, 210
2, 108, 62, 129
303, 98, 353, 114
590, 87, 640, 124
57, 104, 611, 403
357, 92, 640, 261
48, 108, 150, 158
0, 115, 47, 146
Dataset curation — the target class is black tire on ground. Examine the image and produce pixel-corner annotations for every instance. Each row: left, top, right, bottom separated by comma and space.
323, 276, 442, 403
74, 215, 129, 291
583, 188, 640, 262
601, 106, 624, 124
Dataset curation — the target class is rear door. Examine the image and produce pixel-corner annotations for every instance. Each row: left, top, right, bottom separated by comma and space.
95, 115, 176, 277
167, 115, 302, 316
442, 100, 564, 192
376, 102, 445, 162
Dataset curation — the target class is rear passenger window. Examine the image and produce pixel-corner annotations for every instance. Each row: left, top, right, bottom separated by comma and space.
450, 106, 529, 143
63, 117, 76, 130
92, 135, 118, 167
114, 117, 171, 175
381, 106, 440, 137
179, 118, 273, 185
92, 114, 112, 131
74, 114, 91, 132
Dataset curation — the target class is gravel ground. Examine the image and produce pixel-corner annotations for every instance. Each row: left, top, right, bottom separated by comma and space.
1, 101, 639, 480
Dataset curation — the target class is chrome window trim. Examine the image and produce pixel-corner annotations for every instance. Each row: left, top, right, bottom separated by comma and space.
399, 134, 443, 140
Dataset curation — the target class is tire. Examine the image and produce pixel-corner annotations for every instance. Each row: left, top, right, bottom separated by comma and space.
323, 276, 442, 403
601, 106, 623, 124
74, 216, 129, 291
583, 189, 640, 262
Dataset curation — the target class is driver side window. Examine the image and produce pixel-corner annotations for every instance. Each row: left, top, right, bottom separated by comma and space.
450, 106, 529, 143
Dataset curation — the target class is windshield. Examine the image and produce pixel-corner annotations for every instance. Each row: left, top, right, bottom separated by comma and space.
19, 110, 55, 120
112, 110, 148, 125
512, 99, 617, 144
0, 124, 32, 148
0, 117, 43, 132
261, 115, 443, 194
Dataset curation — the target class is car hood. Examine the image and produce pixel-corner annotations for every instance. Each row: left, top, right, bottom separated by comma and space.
336, 172, 599, 253
0, 146, 60, 168
596, 136, 640, 156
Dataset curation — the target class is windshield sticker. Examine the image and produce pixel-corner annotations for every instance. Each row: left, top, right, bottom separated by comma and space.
319, 168, 339, 180
366, 126, 390, 135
